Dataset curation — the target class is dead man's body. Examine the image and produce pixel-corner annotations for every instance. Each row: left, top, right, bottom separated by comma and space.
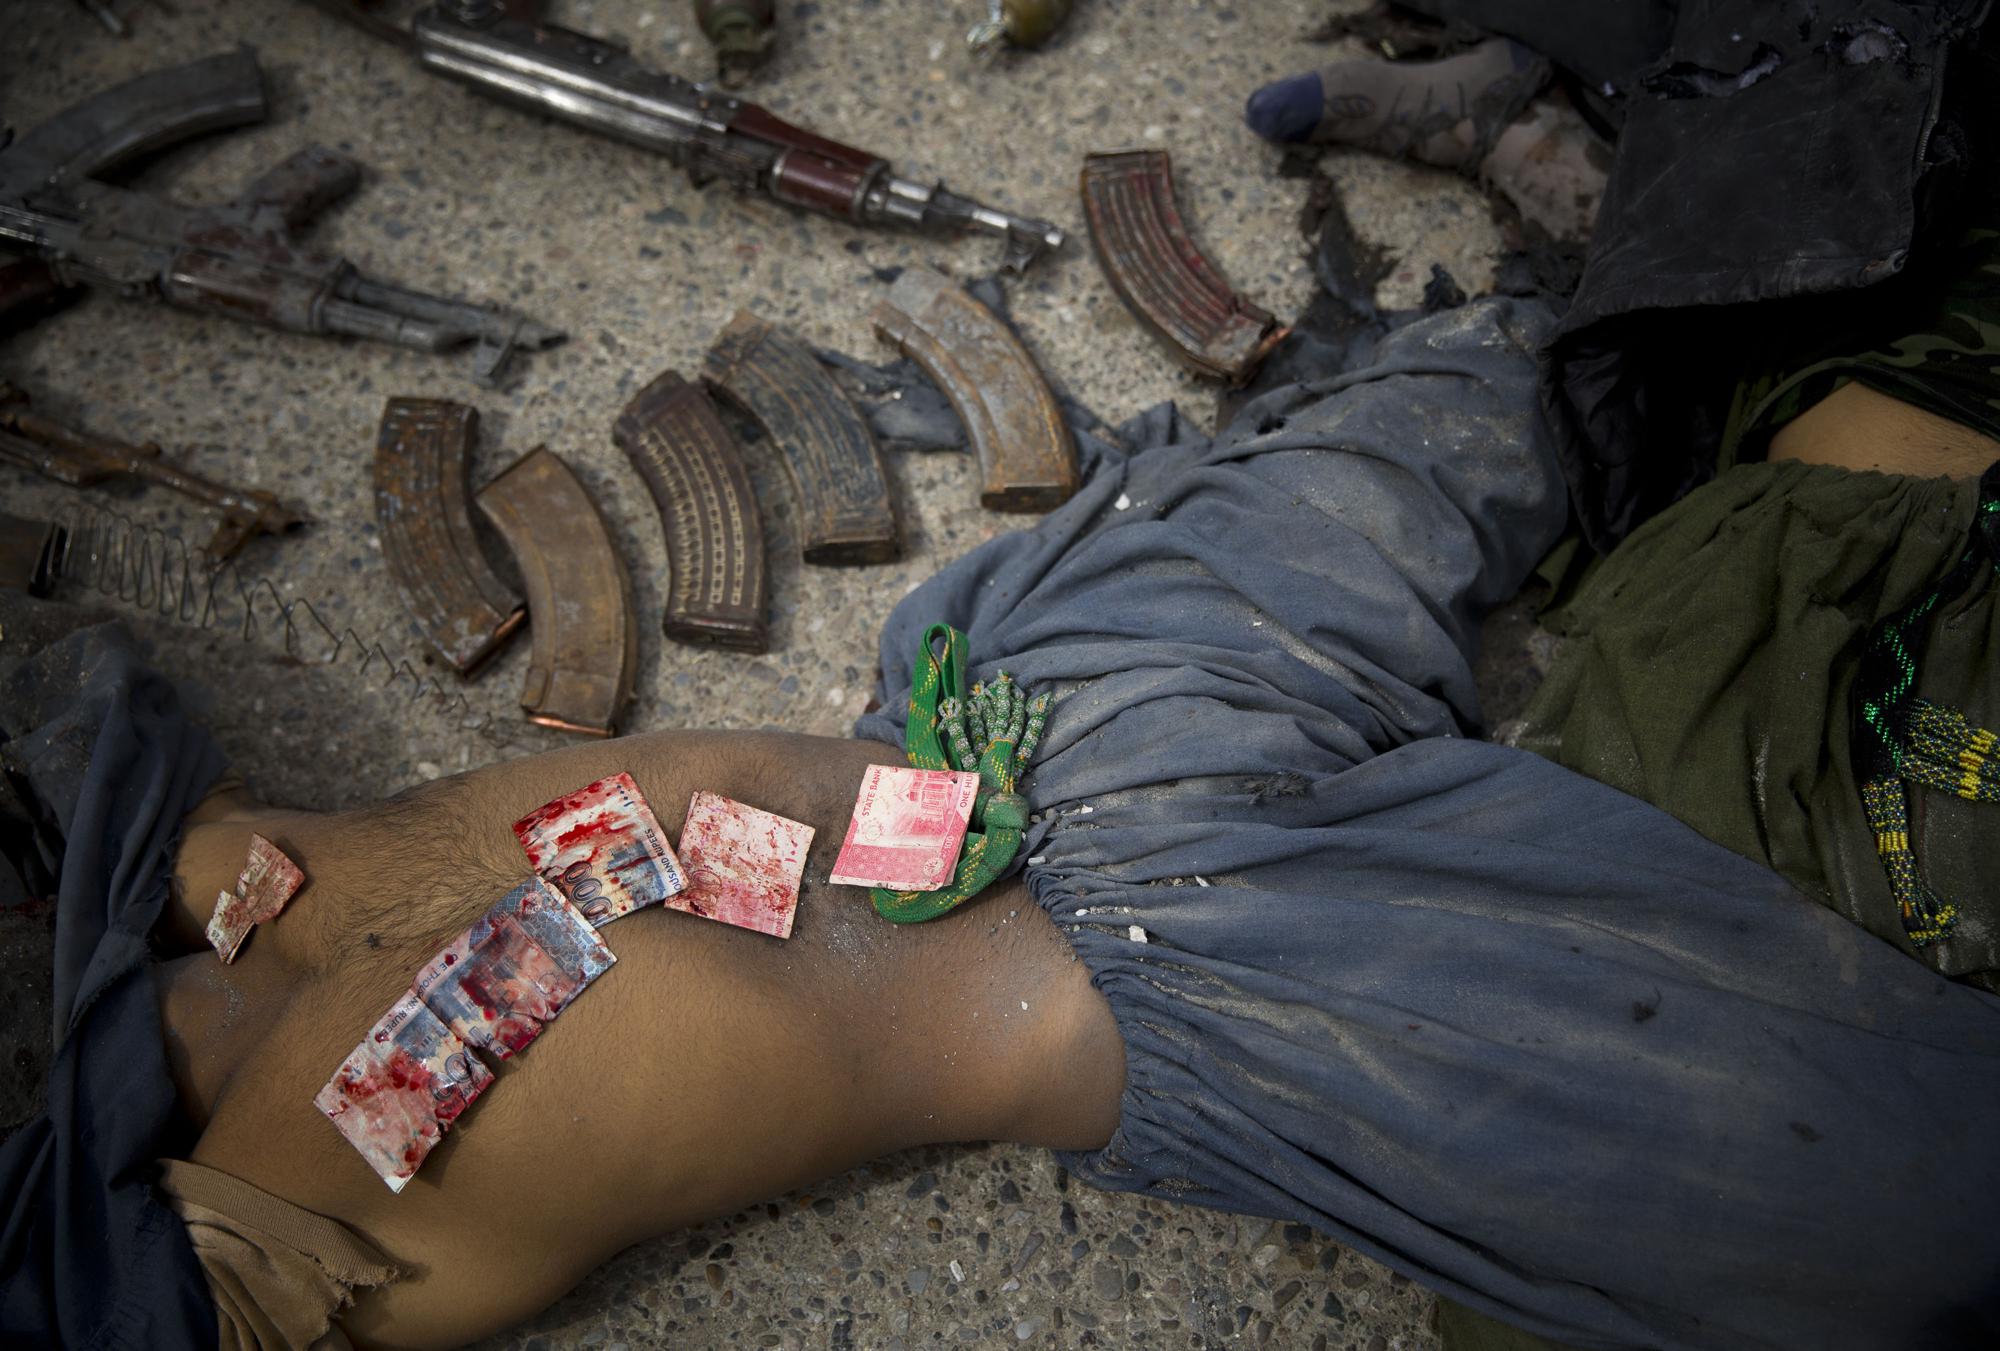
160, 731, 1123, 1349
150, 382, 2000, 1350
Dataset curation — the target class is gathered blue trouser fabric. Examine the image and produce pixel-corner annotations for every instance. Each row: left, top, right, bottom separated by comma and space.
857, 299, 2000, 1351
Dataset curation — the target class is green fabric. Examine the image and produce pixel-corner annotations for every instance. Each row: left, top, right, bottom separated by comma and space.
871, 622, 1049, 924
1721, 214, 2000, 464
1517, 460, 2000, 989
1436, 1298, 1579, 1351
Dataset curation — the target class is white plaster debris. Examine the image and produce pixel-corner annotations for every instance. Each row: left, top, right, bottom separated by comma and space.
1026, 855, 1046, 865
1113, 493, 1131, 510
1194, 875, 1210, 887
1074, 803, 1094, 814
1129, 925, 1149, 943
1020, 1001, 1029, 1011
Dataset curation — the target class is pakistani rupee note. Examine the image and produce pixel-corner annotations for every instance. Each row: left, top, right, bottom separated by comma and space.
410, 878, 615, 1058
204, 833, 305, 963
514, 772, 687, 927
315, 991, 494, 1193
828, 765, 979, 891
675, 791, 814, 939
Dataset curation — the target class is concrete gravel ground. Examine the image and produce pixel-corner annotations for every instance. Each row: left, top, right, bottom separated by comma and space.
2, 2, 1541, 1347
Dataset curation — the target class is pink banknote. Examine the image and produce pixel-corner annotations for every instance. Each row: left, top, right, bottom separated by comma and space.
514, 772, 687, 927
315, 991, 494, 1193
674, 791, 815, 939
204, 833, 305, 963
828, 765, 979, 891
410, 878, 615, 1058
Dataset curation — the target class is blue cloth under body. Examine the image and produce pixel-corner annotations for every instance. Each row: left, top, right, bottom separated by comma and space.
0, 619, 225, 1350
858, 299, 2000, 1351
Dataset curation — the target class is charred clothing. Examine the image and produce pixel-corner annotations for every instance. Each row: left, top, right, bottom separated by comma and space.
1407, 0, 1997, 549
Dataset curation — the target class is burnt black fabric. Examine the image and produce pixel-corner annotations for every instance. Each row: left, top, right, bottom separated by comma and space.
0, 607, 224, 1350
1412, 0, 1996, 550
1401, 0, 1676, 93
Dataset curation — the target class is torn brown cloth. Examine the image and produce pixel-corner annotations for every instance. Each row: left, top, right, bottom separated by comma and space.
1517, 460, 2000, 988
156, 1160, 400, 1351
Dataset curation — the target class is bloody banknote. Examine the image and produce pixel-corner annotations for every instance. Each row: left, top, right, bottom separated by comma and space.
513, 772, 687, 927
204, 832, 306, 963
673, 791, 814, 939
410, 878, 615, 1058
315, 991, 494, 1193
828, 765, 980, 891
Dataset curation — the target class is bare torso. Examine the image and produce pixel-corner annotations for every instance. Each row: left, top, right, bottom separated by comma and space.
157, 731, 1122, 1349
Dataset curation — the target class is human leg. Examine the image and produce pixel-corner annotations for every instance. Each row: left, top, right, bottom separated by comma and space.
857, 298, 2000, 1350
1243, 38, 1610, 242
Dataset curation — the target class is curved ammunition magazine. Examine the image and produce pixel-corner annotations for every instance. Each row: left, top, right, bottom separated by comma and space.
614, 370, 770, 653
1079, 149, 1288, 385
475, 448, 638, 737
1, 50, 266, 185
372, 397, 525, 676
871, 268, 1077, 513
701, 311, 900, 566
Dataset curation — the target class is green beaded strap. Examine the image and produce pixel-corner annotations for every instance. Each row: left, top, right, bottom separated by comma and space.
872, 622, 1051, 923
1852, 462, 2000, 946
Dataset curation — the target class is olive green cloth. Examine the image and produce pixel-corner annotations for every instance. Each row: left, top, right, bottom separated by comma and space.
1516, 459, 1999, 990
1721, 217, 2000, 465
1438, 1299, 1581, 1351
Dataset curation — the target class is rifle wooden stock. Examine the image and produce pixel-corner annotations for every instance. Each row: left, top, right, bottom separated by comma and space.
476, 447, 637, 737
372, 397, 525, 676
871, 268, 1078, 513
613, 371, 770, 653
702, 311, 900, 566
1080, 149, 1287, 385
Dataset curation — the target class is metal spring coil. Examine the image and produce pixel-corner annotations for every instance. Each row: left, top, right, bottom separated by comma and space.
43, 501, 520, 748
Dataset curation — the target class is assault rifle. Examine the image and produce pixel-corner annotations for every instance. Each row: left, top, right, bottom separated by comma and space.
308, 0, 1067, 274
0, 50, 563, 386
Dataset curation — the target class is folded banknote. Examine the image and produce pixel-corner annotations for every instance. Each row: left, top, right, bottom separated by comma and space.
829, 765, 979, 891
410, 878, 615, 1058
514, 771, 687, 927
674, 791, 814, 939
205, 832, 305, 963
315, 991, 494, 1193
